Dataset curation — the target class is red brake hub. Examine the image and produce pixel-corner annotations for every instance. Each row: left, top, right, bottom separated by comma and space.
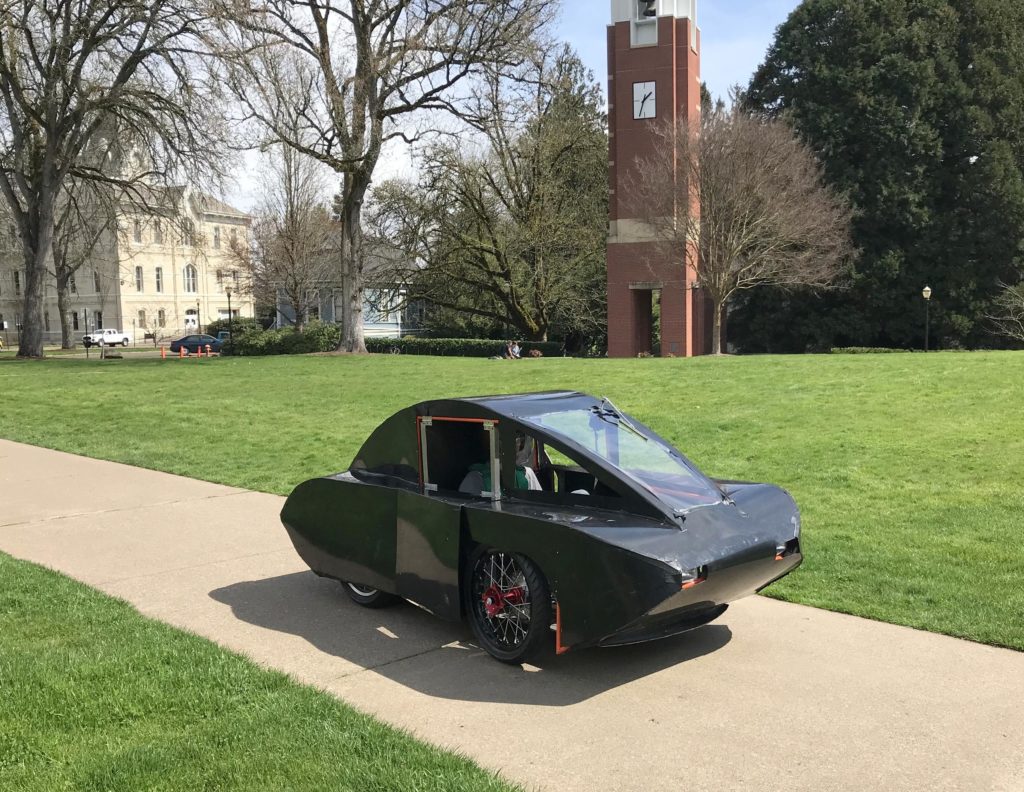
482, 585, 526, 617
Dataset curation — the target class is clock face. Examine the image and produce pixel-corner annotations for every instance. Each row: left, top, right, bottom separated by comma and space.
633, 81, 656, 120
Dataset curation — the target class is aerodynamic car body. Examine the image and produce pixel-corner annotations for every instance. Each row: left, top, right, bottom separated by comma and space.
281, 391, 802, 663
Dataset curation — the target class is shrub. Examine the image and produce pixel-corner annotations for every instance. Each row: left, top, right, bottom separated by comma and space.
302, 321, 342, 351
366, 337, 564, 357
204, 317, 261, 338
222, 321, 340, 356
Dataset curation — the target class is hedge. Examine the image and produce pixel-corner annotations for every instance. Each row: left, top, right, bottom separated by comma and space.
829, 347, 913, 354
366, 337, 563, 357
224, 326, 564, 358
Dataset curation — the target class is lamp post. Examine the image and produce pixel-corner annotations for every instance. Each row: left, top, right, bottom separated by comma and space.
922, 285, 933, 351
225, 287, 233, 342
196, 300, 202, 335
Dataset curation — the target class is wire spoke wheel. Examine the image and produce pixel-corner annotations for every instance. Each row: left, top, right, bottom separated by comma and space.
466, 549, 552, 664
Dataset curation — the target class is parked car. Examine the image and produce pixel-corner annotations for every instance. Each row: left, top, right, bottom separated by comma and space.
169, 334, 222, 355
82, 328, 131, 347
281, 391, 803, 664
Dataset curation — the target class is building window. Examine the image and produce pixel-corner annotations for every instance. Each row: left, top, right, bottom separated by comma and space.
70, 272, 76, 293
135, 265, 144, 292
214, 226, 221, 249
230, 228, 237, 245
94, 270, 101, 293
183, 264, 198, 293
231, 270, 239, 285
138, 309, 146, 328
95, 311, 102, 329
14, 271, 20, 296
44, 311, 50, 332
72, 311, 79, 331
133, 219, 142, 243
154, 221, 163, 245
216, 269, 223, 285
155, 267, 163, 293
158, 309, 166, 328
183, 220, 196, 247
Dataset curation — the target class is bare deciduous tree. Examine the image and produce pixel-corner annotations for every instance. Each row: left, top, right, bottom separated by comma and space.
370, 46, 607, 342
629, 101, 854, 354
0, 0, 228, 357
989, 283, 1024, 342
215, 0, 553, 353
50, 178, 118, 348
232, 144, 337, 331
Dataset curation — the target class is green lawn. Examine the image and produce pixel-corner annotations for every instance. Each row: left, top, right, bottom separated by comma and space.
2, 351, 1022, 788
0, 553, 519, 792
2, 351, 1023, 651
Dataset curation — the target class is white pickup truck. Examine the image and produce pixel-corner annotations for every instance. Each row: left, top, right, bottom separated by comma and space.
82, 328, 132, 348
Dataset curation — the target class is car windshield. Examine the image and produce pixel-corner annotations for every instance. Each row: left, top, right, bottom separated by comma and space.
524, 408, 724, 513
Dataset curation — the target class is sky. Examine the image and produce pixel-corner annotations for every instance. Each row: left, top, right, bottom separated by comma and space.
556, 0, 800, 101
225, 0, 800, 212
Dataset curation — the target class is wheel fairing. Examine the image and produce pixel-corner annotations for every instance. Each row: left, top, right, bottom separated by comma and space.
281, 476, 398, 594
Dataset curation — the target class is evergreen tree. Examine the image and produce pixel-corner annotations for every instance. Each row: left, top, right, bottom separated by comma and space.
735, 0, 1024, 351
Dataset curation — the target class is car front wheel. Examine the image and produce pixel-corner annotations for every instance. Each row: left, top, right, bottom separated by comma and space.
465, 549, 553, 664
343, 582, 398, 609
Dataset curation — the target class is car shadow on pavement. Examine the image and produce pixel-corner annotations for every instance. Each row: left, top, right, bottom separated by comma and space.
210, 570, 733, 706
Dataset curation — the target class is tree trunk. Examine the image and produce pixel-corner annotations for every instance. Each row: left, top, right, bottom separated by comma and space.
711, 299, 723, 355
57, 274, 73, 348
338, 195, 367, 354
17, 215, 53, 358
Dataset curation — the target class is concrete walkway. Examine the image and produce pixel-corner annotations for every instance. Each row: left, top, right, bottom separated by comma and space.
1, 438, 1022, 792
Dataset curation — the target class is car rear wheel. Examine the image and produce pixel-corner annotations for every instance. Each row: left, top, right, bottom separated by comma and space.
121, 339, 129, 347
465, 549, 552, 664
343, 582, 398, 608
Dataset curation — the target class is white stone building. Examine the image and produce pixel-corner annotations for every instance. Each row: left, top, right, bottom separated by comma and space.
0, 189, 252, 346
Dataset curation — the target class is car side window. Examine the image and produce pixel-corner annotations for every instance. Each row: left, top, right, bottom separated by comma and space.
418, 417, 501, 501
506, 432, 622, 505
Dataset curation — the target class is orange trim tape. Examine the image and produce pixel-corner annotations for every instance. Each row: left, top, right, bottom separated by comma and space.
555, 602, 570, 655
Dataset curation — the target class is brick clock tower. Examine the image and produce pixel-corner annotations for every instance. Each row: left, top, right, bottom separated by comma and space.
607, 0, 707, 357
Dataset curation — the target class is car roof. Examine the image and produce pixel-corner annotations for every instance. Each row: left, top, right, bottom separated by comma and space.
428, 390, 595, 419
